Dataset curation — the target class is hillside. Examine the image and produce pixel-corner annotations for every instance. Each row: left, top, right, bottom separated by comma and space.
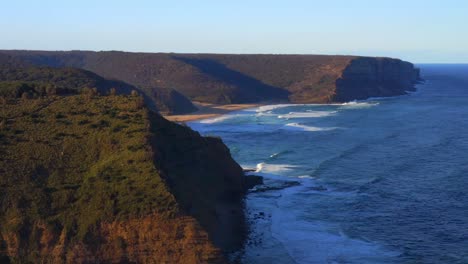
0, 65, 135, 98
0, 94, 246, 263
0, 51, 421, 113
0, 56, 196, 114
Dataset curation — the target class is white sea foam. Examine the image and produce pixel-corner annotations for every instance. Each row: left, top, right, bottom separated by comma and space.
243, 101, 382, 116
269, 152, 280, 158
297, 175, 315, 179
255, 111, 276, 117
339, 101, 379, 109
285, 123, 340, 132
278, 111, 337, 119
255, 162, 299, 174
198, 114, 236, 124
255, 104, 299, 113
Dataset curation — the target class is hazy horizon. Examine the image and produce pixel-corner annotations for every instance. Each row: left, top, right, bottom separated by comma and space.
2, 0, 467, 63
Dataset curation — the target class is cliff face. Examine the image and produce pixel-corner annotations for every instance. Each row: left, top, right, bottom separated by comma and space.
0, 95, 245, 263
1, 214, 223, 263
333, 57, 421, 102
150, 113, 246, 251
150, 87, 198, 114
0, 51, 420, 113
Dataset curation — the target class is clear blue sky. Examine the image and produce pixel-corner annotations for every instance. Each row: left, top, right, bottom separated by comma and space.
1, 0, 467, 63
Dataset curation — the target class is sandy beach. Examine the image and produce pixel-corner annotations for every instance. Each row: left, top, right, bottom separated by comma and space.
163, 102, 262, 122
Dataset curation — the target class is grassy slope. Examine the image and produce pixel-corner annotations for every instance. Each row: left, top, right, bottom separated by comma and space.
0, 95, 229, 263
0, 95, 178, 235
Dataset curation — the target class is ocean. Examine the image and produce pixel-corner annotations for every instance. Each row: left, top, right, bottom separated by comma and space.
189, 64, 468, 264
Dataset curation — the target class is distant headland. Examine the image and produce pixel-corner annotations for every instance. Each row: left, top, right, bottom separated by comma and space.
0, 51, 421, 115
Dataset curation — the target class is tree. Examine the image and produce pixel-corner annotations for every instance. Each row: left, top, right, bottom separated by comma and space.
131, 90, 139, 97
0, 118, 5, 130
21, 92, 30, 101
81, 88, 92, 101
109, 88, 117, 96
136, 95, 145, 109
82, 87, 99, 101
46, 85, 57, 96
0, 97, 6, 121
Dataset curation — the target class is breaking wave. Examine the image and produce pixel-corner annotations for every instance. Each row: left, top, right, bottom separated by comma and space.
284, 123, 341, 132
278, 111, 337, 119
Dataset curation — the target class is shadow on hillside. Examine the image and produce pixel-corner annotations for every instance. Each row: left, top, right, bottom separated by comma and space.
172, 56, 289, 102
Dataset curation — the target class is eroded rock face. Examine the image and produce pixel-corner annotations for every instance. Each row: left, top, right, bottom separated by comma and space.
150, 113, 246, 253
1, 215, 224, 264
334, 57, 421, 101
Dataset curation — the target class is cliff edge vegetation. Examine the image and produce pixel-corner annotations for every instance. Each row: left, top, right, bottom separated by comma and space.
0, 93, 245, 263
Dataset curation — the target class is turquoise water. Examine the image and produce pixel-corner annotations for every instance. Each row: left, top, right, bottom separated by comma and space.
189, 65, 468, 264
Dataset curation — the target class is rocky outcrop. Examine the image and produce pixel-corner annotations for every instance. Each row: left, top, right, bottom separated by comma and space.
244, 175, 264, 190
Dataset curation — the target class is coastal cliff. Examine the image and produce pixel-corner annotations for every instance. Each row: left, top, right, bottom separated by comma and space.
333, 57, 421, 102
0, 51, 421, 114
0, 95, 245, 263
0, 52, 421, 263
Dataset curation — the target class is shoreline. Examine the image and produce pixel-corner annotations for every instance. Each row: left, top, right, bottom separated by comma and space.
163, 102, 263, 122
162, 93, 416, 123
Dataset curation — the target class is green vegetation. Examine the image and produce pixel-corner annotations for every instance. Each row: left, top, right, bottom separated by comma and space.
0, 95, 179, 247
0, 92, 247, 262
0, 66, 113, 98
0, 64, 167, 117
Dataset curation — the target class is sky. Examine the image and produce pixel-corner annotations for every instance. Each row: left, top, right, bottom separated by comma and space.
1, 0, 467, 63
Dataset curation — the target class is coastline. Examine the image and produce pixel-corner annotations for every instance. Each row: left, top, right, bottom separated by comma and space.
163, 102, 263, 122
171, 92, 422, 263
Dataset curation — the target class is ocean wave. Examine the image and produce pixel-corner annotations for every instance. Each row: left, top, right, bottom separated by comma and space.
267, 150, 294, 160
255, 162, 299, 173
198, 114, 237, 124
284, 123, 340, 132
339, 101, 379, 109
255, 111, 276, 117
278, 111, 337, 119
245, 101, 382, 116
269, 152, 280, 158
297, 175, 316, 179
255, 104, 299, 113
